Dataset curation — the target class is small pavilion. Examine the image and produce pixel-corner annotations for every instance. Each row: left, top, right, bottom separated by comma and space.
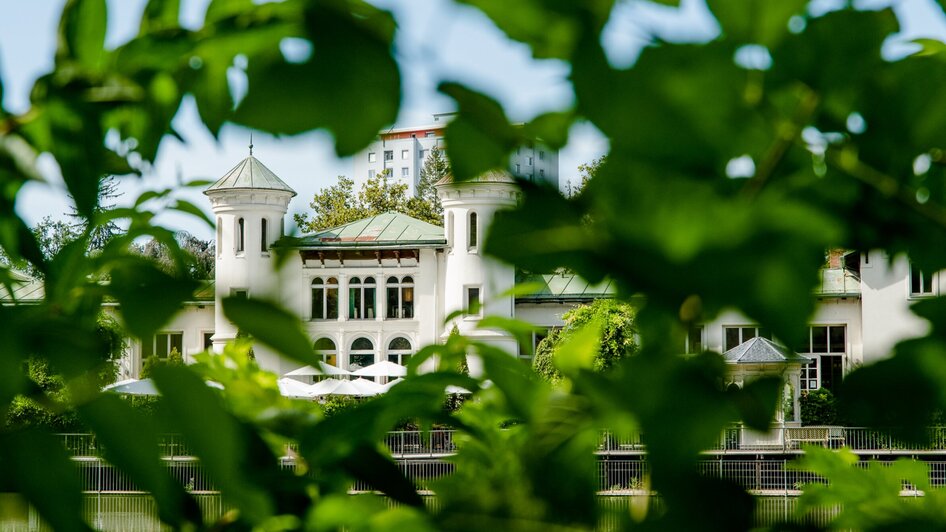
723, 337, 811, 424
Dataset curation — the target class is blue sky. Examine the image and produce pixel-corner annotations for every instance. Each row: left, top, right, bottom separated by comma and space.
1, 0, 944, 240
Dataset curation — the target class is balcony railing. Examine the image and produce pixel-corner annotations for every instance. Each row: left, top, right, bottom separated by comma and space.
815, 268, 861, 296
57, 426, 946, 461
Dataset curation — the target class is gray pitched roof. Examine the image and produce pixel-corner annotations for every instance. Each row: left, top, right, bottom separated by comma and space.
722, 337, 812, 365
204, 156, 296, 196
296, 212, 446, 249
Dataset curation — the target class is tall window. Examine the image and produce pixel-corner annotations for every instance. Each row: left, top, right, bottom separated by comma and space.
203, 332, 214, 350
349, 337, 375, 371
314, 337, 337, 367
143, 332, 183, 359
446, 212, 454, 249
685, 325, 704, 354
237, 217, 245, 252
466, 286, 482, 316
723, 326, 770, 352
348, 277, 376, 319
387, 337, 413, 365
311, 277, 339, 320
260, 218, 268, 252
386, 276, 414, 319
468, 212, 478, 249
911, 263, 935, 296
798, 325, 846, 392
384, 150, 393, 161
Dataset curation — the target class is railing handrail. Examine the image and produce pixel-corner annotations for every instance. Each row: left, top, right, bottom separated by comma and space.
55, 426, 946, 459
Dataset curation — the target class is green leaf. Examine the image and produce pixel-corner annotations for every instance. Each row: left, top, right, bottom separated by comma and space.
152, 365, 274, 523
205, 0, 253, 24
730, 375, 781, 431
108, 257, 200, 341
191, 55, 233, 137
706, 0, 808, 47
340, 445, 424, 508
77, 394, 201, 527
553, 319, 601, 376
523, 110, 572, 150
222, 296, 323, 367
139, 0, 180, 34
57, 0, 108, 70
453, 0, 586, 60
234, 2, 400, 156
0, 429, 93, 532
171, 199, 214, 227
439, 82, 521, 181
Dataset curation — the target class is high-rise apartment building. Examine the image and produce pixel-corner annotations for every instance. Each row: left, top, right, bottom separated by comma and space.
352, 113, 560, 196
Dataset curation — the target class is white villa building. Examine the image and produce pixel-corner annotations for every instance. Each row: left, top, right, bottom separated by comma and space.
2, 151, 937, 423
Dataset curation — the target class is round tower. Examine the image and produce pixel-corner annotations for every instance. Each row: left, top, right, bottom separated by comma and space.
204, 149, 296, 353
436, 170, 520, 359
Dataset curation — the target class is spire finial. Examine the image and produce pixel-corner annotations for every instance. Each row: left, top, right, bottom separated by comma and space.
249, 133, 254, 157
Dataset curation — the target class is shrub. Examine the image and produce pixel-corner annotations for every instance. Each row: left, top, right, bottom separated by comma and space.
800, 388, 838, 426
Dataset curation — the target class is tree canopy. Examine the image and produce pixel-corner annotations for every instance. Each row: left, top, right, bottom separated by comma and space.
1, 0, 946, 530
533, 299, 638, 383
294, 171, 443, 232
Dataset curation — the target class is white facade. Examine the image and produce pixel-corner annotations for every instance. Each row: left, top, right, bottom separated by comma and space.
352, 116, 560, 197
85, 156, 941, 390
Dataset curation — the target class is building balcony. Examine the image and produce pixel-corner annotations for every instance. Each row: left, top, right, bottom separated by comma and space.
815, 268, 861, 297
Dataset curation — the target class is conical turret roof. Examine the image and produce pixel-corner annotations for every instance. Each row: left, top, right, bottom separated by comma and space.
204, 155, 296, 196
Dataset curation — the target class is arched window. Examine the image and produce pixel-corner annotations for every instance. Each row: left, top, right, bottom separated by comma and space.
311, 277, 339, 320
348, 277, 377, 319
260, 218, 268, 252
386, 276, 414, 319
468, 212, 478, 249
446, 211, 454, 249
349, 337, 375, 371
387, 337, 413, 365
313, 337, 337, 367
237, 217, 245, 253
216, 217, 222, 257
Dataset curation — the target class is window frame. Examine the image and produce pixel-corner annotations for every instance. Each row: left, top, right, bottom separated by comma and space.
910, 263, 936, 297
348, 276, 377, 320
386, 336, 413, 365
465, 285, 482, 318
313, 337, 338, 367
349, 337, 375, 371
310, 277, 339, 320
385, 276, 414, 319
468, 211, 478, 251
144, 331, 183, 359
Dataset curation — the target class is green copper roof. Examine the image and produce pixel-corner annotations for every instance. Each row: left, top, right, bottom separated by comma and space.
204, 156, 296, 196
515, 271, 614, 302
297, 212, 445, 248
0, 278, 215, 304
723, 337, 812, 365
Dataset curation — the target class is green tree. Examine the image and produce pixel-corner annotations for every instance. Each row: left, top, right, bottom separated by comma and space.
4, 1, 946, 530
137, 231, 215, 280
295, 172, 442, 232
533, 299, 637, 383
415, 146, 447, 221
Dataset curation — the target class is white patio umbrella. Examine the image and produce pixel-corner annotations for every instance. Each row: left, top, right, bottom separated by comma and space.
380, 377, 404, 392
350, 378, 383, 396
351, 360, 407, 378
103, 378, 159, 396
103, 378, 223, 396
276, 377, 313, 398
310, 378, 379, 397
284, 362, 351, 377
